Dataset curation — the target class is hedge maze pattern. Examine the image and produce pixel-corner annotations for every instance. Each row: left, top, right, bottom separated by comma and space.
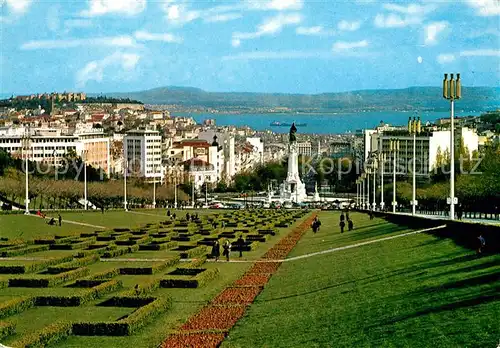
0, 209, 310, 347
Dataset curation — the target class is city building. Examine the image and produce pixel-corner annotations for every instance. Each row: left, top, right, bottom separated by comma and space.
75, 129, 111, 176
0, 126, 77, 166
297, 141, 312, 157
124, 128, 163, 182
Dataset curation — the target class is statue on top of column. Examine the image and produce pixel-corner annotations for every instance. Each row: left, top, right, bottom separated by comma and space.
289, 122, 297, 143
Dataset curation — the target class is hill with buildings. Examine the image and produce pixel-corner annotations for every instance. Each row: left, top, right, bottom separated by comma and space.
105, 86, 500, 112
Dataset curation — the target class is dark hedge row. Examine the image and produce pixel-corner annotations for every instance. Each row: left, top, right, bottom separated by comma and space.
8, 267, 90, 287
35, 280, 123, 306
160, 268, 219, 288
9, 321, 72, 348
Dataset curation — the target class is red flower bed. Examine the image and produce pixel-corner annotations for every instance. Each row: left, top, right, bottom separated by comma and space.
161, 333, 226, 348
235, 274, 270, 287
212, 287, 262, 305
181, 306, 246, 331
247, 262, 282, 274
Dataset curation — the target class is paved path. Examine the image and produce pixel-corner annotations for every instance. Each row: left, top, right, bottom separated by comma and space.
101, 225, 447, 264
392, 212, 500, 226
29, 214, 106, 229
126, 211, 165, 218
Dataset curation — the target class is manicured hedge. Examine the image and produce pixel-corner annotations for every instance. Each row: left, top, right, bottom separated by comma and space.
35, 280, 123, 306
116, 278, 159, 297
9, 321, 72, 348
101, 296, 155, 307
9, 267, 90, 288
101, 245, 139, 258
73, 297, 171, 336
160, 268, 219, 288
0, 297, 34, 319
119, 257, 179, 275
1, 244, 49, 257
0, 278, 7, 289
80, 268, 119, 281
49, 238, 96, 250
179, 245, 208, 259
47, 254, 99, 274
0, 321, 15, 340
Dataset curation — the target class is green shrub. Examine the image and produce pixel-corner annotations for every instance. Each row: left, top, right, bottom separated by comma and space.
72, 322, 129, 336
49, 238, 96, 250
102, 245, 139, 258
180, 245, 208, 259
9, 321, 71, 347
0, 256, 74, 274
81, 268, 119, 281
0, 278, 7, 289
102, 296, 155, 307
47, 254, 99, 273
0, 321, 15, 340
182, 257, 207, 268
9, 267, 90, 288
35, 280, 123, 306
0, 297, 34, 319
1, 244, 49, 257
117, 278, 159, 297
124, 297, 172, 334
160, 268, 219, 288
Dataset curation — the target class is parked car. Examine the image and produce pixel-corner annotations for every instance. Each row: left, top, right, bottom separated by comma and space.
210, 202, 225, 209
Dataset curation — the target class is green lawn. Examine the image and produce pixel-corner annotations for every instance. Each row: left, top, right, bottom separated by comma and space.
0, 209, 227, 240
0, 209, 312, 348
223, 211, 500, 348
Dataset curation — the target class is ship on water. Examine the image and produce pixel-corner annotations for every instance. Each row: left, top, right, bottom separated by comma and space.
270, 121, 307, 127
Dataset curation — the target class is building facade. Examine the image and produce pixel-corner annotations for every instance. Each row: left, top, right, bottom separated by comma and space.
124, 129, 163, 182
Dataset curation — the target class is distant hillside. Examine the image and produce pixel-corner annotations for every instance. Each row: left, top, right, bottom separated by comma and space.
100, 86, 499, 112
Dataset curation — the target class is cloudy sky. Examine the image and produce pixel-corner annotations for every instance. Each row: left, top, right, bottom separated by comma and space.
1, 0, 499, 94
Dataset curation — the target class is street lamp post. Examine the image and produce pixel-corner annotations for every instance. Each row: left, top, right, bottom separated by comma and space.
152, 163, 157, 209
391, 139, 399, 213
443, 73, 461, 220
372, 160, 376, 211
22, 130, 31, 215
408, 117, 421, 215
83, 150, 88, 210
174, 174, 178, 209
123, 159, 128, 211
380, 152, 385, 211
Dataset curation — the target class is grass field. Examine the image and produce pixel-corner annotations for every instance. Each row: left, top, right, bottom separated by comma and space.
0, 209, 218, 240
222, 211, 500, 348
0, 208, 311, 348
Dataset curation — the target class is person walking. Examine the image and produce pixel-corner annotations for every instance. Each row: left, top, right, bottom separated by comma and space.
101, 206, 105, 214
222, 240, 231, 261
212, 240, 221, 261
457, 205, 463, 220
186, 212, 190, 221
236, 235, 245, 258
345, 210, 350, 221
311, 219, 319, 233
58, 214, 62, 227
340, 220, 346, 233
172, 213, 176, 220
340, 213, 345, 223
167, 209, 171, 217
348, 218, 353, 231
477, 234, 486, 254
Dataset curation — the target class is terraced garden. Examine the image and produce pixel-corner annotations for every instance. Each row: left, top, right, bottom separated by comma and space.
0, 209, 312, 348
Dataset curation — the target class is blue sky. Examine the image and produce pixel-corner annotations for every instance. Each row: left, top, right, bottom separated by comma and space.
1, 0, 499, 94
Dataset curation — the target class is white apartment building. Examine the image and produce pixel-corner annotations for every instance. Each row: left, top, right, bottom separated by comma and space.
246, 137, 264, 164
366, 127, 479, 177
124, 129, 163, 182
297, 141, 312, 157
0, 126, 77, 166
75, 129, 111, 175
198, 131, 236, 180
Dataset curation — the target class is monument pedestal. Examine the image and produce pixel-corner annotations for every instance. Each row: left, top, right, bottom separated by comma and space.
279, 142, 307, 203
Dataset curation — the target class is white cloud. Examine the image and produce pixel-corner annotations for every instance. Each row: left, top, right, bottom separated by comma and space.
295, 26, 336, 36
332, 39, 369, 51
222, 50, 330, 61
20, 36, 137, 50
464, 0, 500, 16
337, 20, 362, 31
134, 30, 182, 43
76, 51, 140, 87
204, 13, 242, 23
162, 1, 201, 25
46, 5, 61, 32
375, 3, 436, 28
64, 19, 93, 31
246, 0, 303, 11
1, 0, 33, 14
460, 49, 500, 57
233, 13, 302, 40
81, 0, 146, 17
424, 21, 448, 45
382, 3, 436, 15
437, 54, 455, 64
231, 38, 241, 47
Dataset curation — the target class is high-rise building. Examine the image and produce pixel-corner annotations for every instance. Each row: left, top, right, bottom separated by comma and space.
124, 129, 163, 182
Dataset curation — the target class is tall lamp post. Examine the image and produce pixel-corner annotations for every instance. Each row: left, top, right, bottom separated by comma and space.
22, 129, 31, 215
380, 151, 385, 211
390, 139, 400, 213
82, 150, 88, 210
152, 162, 157, 209
408, 116, 421, 215
443, 73, 461, 220
123, 159, 128, 211
372, 157, 376, 211
174, 173, 178, 209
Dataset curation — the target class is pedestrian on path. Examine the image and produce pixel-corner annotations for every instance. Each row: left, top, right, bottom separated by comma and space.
222, 240, 231, 261
211, 240, 220, 261
58, 214, 62, 227
477, 233, 486, 254
348, 219, 353, 231
340, 220, 346, 233
236, 235, 245, 258
340, 213, 345, 223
